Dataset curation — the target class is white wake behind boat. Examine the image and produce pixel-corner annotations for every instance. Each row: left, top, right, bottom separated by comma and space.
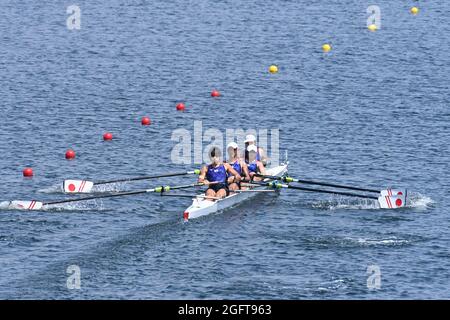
183, 163, 289, 221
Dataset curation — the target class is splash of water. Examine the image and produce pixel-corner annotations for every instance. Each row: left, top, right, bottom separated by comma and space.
351, 237, 411, 246
312, 192, 433, 210
92, 182, 127, 193
37, 183, 63, 194
407, 192, 434, 210
0, 201, 11, 209
44, 200, 106, 212
0, 200, 105, 212
312, 198, 380, 210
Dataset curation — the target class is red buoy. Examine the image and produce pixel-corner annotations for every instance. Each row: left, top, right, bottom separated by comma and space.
176, 103, 186, 111
141, 117, 151, 126
211, 90, 220, 98
65, 149, 76, 160
23, 168, 34, 177
103, 132, 113, 141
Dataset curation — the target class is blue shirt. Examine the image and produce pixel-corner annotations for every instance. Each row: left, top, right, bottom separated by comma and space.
247, 162, 258, 173
206, 164, 227, 184
228, 160, 242, 176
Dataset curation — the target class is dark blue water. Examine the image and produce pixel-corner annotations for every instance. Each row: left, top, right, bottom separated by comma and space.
0, 0, 449, 299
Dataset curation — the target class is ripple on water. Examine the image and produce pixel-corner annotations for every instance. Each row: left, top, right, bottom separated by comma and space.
306, 235, 418, 249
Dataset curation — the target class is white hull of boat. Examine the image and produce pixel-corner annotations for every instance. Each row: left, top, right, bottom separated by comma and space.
183, 164, 288, 221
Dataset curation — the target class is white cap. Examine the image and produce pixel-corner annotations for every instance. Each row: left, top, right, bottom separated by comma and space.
244, 134, 256, 143
227, 142, 238, 149
247, 145, 258, 153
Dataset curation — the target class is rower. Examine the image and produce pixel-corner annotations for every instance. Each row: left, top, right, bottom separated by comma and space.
244, 134, 268, 166
226, 142, 250, 191
198, 147, 241, 200
245, 145, 266, 181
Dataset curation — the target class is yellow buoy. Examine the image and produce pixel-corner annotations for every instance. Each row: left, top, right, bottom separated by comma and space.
410, 7, 419, 15
269, 65, 278, 74
322, 44, 331, 53
368, 24, 377, 32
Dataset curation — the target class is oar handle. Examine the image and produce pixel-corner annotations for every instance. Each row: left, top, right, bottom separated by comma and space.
198, 181, 220, 186
160, 193, 221, 200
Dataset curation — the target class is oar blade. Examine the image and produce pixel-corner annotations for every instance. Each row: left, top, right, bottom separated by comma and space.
378, 194, 407, 209
63, 180, 94, 194
9, 200, 44, 210
380, 189, 407, 197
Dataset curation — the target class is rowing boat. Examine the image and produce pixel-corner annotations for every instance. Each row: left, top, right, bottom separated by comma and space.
7, 161, 407, 213
183, 163, 289, 221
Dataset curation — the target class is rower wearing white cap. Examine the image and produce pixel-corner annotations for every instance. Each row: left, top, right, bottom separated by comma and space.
246, 144, 266, 181
226, 142, 250, 191
244, 134, 268, 166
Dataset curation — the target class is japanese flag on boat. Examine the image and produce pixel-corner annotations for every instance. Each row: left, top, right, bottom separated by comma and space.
63, 180, 94, 193
378, 190, 407, 209
380, 189, 407, 197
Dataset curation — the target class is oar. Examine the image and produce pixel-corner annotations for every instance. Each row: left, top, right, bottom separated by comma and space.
8, 182, 207, 211
252, 181, 378, 199
248, 181, 407, 209
254, 174, 405, 196
63, 170, 201, 194
233, 189, 276, 193
280, 183, 407, 209
159, 193, 221, 200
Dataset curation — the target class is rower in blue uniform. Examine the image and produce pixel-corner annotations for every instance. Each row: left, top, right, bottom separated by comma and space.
244, 134, 268, 166
226, 142, 250, 191
198, 147, 241, 200
245, 144, 266, 181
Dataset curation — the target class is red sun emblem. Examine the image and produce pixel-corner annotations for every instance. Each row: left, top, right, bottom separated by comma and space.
68, 184, 76, 192
395, 199, 403, 207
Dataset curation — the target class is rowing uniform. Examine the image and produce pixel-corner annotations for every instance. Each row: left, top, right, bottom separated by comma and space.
228, 160, 242, 176
247, 161, 258, 173
227, 160, 242, 187
206, 164, 229, 194
245, 148, 261, 165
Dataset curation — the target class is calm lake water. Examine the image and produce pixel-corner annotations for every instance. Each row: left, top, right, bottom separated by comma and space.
0, 0, 449, 299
